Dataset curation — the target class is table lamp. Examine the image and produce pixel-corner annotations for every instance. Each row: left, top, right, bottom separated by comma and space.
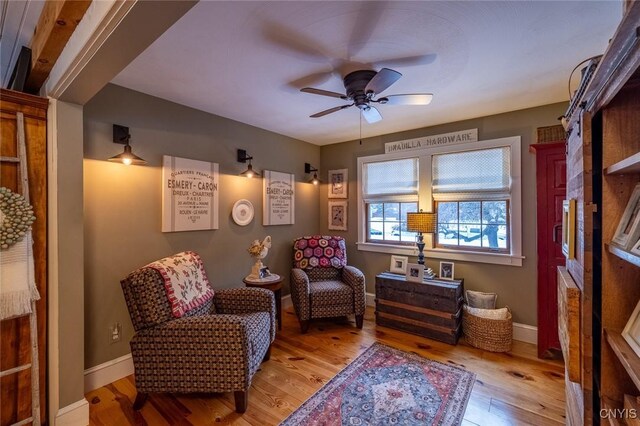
406, 210, 436, 265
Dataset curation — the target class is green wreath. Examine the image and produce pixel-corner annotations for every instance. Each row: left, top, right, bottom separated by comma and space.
0, 187, 36, 251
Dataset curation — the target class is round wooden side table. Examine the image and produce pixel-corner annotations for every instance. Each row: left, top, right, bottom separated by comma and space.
243, 275, 283, 331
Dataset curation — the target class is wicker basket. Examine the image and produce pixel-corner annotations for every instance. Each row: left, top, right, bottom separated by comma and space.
462, 305, 513, 352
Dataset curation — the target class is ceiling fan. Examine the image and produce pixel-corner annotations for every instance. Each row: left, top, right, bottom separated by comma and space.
301, 68, 433, 123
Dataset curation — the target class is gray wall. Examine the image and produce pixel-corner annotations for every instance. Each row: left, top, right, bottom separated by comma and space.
83, 84, 320, 368
54, 100, 86, 408
318, 102, 568, 326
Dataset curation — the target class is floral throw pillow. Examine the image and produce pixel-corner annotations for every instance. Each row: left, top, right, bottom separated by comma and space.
293, 235, 347, 270
146, 251, 214, 318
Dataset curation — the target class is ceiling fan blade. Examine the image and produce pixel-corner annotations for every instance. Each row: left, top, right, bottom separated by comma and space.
301, 87, 348, 99
382, 94, 433, 106
310, 104, 353, 118
263, 22, 330, 63
347, 1, 388, 59
288, 71, 334, 90
362, 106, 382, 123
374, 54, 437, 68
365, 68, 402, 95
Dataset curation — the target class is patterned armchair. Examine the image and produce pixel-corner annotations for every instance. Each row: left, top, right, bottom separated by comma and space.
120, 252, 276, 413
290, 236, 366, 333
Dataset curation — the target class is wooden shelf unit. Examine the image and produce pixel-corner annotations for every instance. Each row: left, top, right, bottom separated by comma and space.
605, 152, 640, 175
562, 3, 640, 424
606, 329, 640, 391
607, 243, 640, 268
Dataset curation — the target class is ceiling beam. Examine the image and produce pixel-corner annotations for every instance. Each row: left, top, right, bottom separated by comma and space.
25, 0, 92, 93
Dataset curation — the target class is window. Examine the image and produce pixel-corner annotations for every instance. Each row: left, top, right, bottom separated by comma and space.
368, 202, 418, 243
363, 158, 419, 245
432, 147, 511, 252
357, 136, 522, 266
436, 200, 509, 251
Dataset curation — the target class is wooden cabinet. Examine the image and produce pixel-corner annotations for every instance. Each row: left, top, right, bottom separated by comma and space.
375, 272, 464, 344
563, 3, 640, 424
0, 89, 48, 425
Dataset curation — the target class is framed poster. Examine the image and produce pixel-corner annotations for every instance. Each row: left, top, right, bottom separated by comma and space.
328, 200, 347, 231
613, 183, 640, 249
162, 155, 219, 232
328, 168, 348, 199
263, 170, 295, 225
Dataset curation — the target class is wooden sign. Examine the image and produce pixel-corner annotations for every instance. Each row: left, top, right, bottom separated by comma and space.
263, 170, 295, 225
162, 155, 219, 232
384, 129, 478, 154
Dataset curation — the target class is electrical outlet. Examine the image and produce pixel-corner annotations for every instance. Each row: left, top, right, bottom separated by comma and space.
109, 323, 122, 344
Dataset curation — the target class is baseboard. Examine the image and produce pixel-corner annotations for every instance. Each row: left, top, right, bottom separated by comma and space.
365, 292, 375, 307
55, 398, 89, 426
84, 353, 134, 393
512, 322, 538, 345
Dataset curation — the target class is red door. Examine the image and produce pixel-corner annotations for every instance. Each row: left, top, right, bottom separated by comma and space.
531, 142, 566, 358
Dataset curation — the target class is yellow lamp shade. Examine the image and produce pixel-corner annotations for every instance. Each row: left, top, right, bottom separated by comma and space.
406, 211, 436, 233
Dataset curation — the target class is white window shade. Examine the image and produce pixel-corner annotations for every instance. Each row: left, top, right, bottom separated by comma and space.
432, 147, 511, 200
363, 158, 418, 198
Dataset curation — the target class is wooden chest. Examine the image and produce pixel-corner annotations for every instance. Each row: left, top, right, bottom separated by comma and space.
375, 272, 464, 344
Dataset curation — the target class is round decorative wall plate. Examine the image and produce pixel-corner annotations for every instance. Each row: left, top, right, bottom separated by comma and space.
232, 199, 254, 226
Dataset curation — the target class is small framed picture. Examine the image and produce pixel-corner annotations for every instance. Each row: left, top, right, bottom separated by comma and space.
562, 199, 576, 259
623, 299, 640, 358
613, 183, 640, 249
328, 169, 348, 199
389, 255, 408, 274
328, 200, 347, 231
405, 263, 424, 283
439, 261, 454, 280
631, 238, 640, 256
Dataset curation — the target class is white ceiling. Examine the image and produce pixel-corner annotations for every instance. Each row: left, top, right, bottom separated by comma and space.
0, 0, 45, 88
112, 1, 621, 146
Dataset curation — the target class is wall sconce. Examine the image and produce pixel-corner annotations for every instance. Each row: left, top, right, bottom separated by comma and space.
237, 149, 260, 178
305, 163, 320, 185
108, 124, 146, 166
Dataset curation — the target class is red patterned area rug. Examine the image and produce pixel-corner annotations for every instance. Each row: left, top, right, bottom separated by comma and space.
280, 343, 475, 426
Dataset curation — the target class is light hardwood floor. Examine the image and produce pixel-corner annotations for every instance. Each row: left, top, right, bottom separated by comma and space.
86, 307, 566, 425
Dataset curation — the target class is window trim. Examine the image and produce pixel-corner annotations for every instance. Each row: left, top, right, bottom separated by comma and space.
356, 136, 523, 267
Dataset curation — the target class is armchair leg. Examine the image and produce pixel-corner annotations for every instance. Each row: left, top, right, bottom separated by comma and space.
356, 314, 364, 329
300, 320, 310, 334
133, 392, 148, 410
263, 344, 272, 362
234, 390, 248, 413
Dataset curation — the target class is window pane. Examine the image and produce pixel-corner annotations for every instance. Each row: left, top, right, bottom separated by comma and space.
438, 223, 459, 246
437, 202, 458, 224
432, 147, 510, 194
460, 202, 481, 223
369, 222, 384, 240
459, 223, 482, 247
400, 202, 418, 218
369, 203, 384, 222
482, 224, 508, 249
384, 203, 400, 221
482, 201, 507, 224
364, 158, 418, 196
384, 222, 400, 241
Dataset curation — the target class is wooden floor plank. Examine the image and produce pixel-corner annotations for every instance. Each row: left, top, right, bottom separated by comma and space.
86, 307, 566, 425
